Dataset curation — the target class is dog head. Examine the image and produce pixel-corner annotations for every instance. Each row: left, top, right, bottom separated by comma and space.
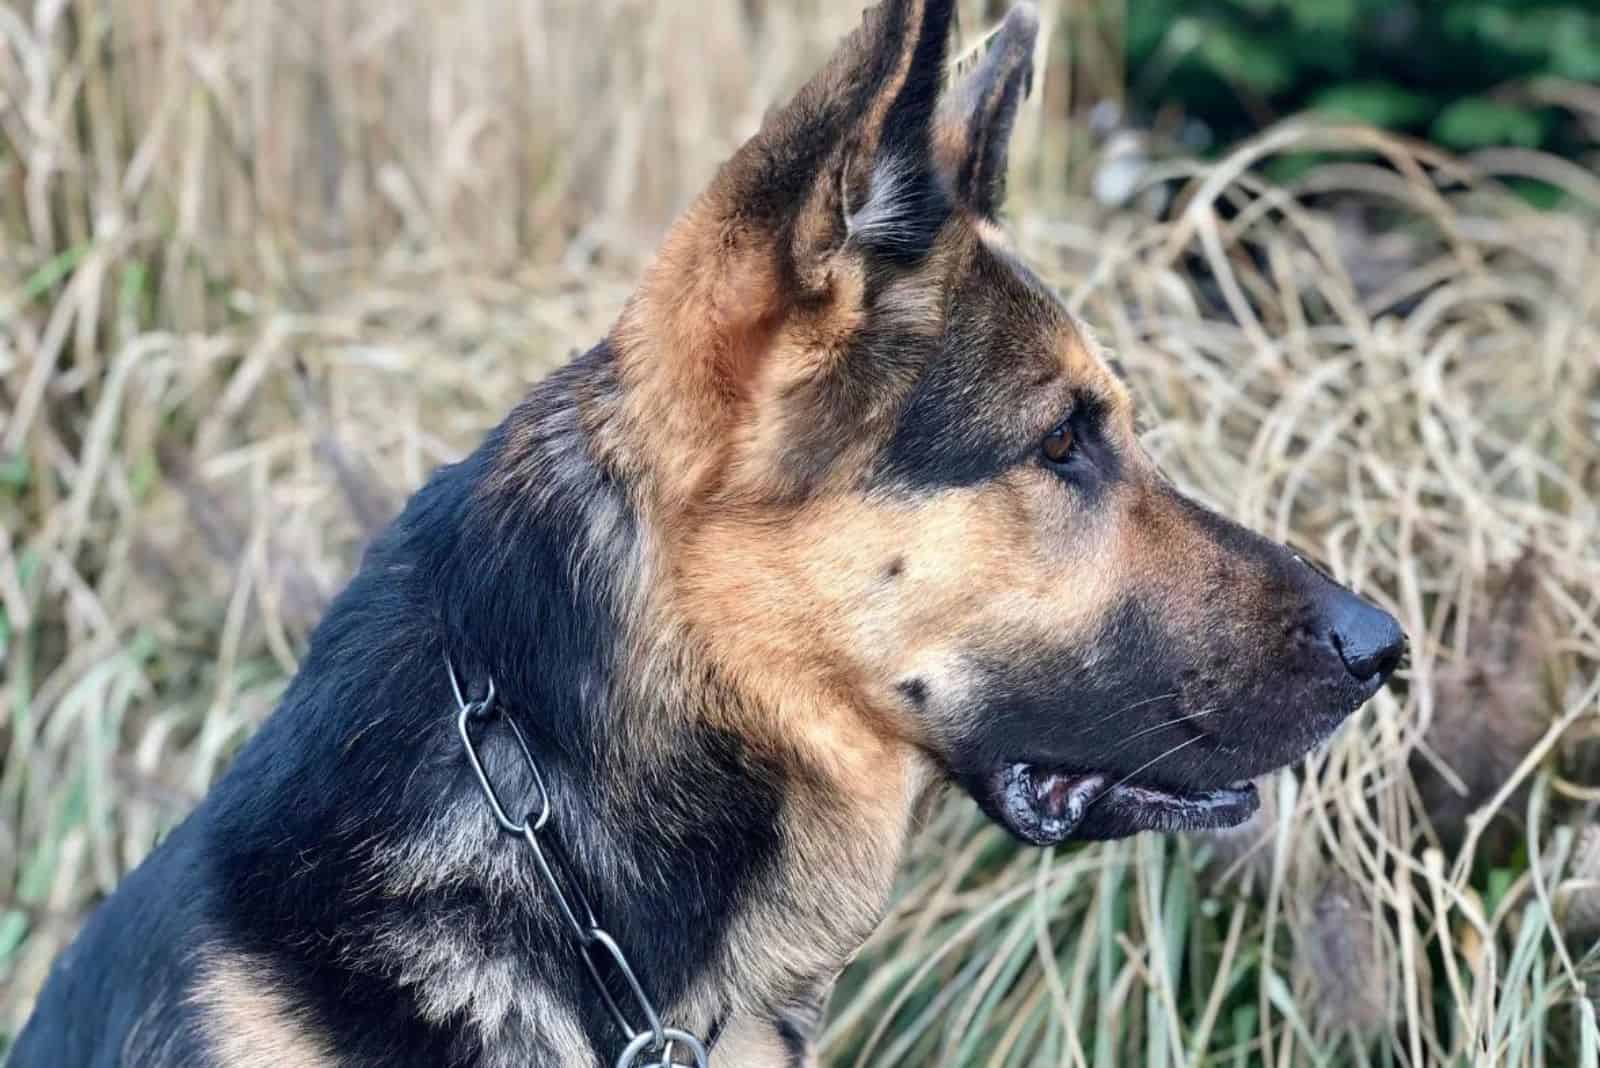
612, 1, 1403, 843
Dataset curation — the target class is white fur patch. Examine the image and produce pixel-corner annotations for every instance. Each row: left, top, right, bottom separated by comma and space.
350, 914, 593, 1067
845, 155, 932, 256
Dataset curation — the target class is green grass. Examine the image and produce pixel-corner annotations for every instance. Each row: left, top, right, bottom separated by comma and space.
2, 1, 1599, 1063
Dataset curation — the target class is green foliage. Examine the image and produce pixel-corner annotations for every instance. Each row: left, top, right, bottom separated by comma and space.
1126, 0, 1599, 160
1312, 82, 1432, 129
1433, 95, 1548, 148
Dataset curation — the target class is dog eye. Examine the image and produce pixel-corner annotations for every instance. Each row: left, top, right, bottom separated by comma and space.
1041, 424, 1075, 465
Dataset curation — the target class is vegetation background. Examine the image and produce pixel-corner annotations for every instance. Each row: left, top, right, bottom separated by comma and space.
3, 0, 1598, 1063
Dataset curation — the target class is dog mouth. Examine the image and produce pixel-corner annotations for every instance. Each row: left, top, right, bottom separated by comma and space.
980, 762, 1260, 845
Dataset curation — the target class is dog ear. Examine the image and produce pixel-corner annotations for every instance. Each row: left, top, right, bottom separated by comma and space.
934, 3, 1038, 219
729, 0, 958, 275
616, 0, 958, 496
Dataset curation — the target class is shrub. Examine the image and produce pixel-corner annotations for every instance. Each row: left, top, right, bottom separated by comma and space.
1125, 0, 1600, 158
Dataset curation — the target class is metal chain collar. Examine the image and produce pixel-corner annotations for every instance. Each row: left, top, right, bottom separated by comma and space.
447, 657, 710, 1068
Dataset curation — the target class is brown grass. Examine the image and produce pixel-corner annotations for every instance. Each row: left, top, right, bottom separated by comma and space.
3, 1, 1599, 1063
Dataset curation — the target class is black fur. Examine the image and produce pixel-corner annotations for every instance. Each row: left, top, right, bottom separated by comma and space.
737, 0, 954, 245
944, 4, 1037, 219
945, 494, 1388, 803
11, 4, 1406, 1060
877, 244, 1087, 491
11, 343, 786, 1066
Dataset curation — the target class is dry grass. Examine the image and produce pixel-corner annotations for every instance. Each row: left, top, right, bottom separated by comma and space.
3, 1, 1599, 1064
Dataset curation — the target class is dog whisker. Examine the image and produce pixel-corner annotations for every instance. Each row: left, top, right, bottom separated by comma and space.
1116, 705, 1218, 745
1096, 706, 1221, 762
1110, 734, 1208, 790
1082, 691, 1181, 731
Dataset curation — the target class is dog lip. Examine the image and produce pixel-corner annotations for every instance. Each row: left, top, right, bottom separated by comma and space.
979, 762, 1260, 845
1082, 778, 1260, 840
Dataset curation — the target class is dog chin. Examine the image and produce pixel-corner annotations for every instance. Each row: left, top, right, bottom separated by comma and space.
976, 762, 1261, 845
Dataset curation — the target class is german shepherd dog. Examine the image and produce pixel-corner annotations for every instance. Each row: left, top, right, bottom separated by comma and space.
13, 2, 1405, 1065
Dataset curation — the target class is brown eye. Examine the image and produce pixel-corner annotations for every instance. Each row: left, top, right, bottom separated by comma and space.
1042, 424, 1075, 465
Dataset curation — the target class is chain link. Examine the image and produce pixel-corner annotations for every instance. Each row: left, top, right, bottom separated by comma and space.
448, 657, 710, 1068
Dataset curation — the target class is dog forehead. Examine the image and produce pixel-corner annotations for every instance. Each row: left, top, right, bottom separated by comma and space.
872, 234, 1127, 491
971, 236, 1125, 396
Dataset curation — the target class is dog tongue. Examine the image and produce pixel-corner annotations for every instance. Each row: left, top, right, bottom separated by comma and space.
993, 764, 1110, 845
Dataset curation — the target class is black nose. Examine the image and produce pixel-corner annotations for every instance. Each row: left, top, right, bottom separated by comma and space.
1326, 592, 1405, 684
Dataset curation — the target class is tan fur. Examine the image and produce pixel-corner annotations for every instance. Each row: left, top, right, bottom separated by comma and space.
673, 474, 1122, 754
613, 216, 787, 507
932, 111, 971, 187
614, 204, 1232, 1068
853, 0, 928, 170
615, 0, 952, 508
663, 263, 1140, 745
612, 223, 1164, 1049
22, 8, 1330, 1068
515, 0, 1329, 1058
496, 3, 1265, 1061
192, 953, 335, 1068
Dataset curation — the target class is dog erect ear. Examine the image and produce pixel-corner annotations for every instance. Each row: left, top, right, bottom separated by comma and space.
616, 1, 957, 496
934, 3, 1039, 219
726, 0, 958, 274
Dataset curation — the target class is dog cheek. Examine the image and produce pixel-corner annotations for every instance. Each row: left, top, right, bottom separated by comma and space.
886, 652, 991, 748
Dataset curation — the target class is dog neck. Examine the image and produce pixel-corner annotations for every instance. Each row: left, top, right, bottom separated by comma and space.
206, 341, 916, 1065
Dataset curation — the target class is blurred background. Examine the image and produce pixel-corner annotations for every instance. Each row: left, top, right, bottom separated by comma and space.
2, 0, 1598, 1064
